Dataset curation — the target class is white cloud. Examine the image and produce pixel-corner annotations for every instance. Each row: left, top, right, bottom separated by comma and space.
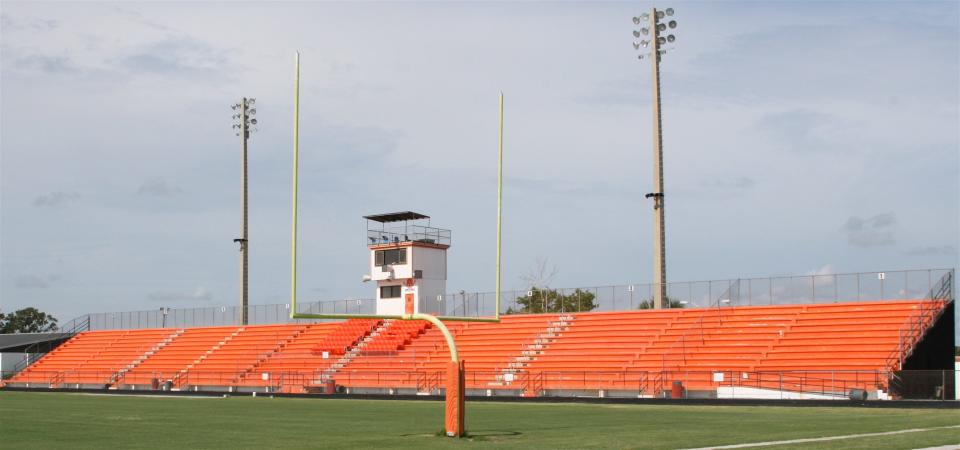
701, 176, 755, 190
137, 178, 182, 196
904, 245, 958, 256
806, 264, 836, 276
147, 286, 213, 302
842, 213, 897, 248
14, 273, 61, 289
32, 191, 80, 207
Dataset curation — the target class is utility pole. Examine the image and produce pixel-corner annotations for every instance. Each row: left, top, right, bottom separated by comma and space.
232, 98, 257, 325
633, 7, 677, 309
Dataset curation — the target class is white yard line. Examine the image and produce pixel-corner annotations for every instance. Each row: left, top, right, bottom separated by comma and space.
681, 424, 960, 450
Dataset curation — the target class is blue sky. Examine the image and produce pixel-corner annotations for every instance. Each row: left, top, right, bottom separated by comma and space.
1, 1, 957, 323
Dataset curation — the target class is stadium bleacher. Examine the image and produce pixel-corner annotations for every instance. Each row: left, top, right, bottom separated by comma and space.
4, 299, 949, 398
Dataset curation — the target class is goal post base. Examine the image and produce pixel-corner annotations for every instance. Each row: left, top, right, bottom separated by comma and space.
445, 360, 466, 437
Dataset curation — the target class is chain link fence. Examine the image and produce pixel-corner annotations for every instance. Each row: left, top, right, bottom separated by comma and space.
74, 268, 951, 330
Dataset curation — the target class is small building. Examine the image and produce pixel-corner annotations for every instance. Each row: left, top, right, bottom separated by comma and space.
363, 212, 450, 316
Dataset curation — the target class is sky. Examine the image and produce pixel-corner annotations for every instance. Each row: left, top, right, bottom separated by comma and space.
1, 1, 958, 325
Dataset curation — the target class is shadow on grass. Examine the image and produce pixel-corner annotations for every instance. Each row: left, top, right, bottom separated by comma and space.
403, 430, 523, 441
463, 430, 522, 440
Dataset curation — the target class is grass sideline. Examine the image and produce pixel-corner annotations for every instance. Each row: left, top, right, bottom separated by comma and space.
1, 391, 958, 449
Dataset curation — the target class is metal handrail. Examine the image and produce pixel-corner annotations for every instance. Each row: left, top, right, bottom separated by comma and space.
883, 270, 953, 371
7, 368, 951, 398
660, 281, 738, 371
12, 315, 91, 374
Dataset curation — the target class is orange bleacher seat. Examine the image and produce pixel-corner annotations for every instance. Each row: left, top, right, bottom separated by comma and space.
118, 326, 240, 386
9, 329, 177, 386
8, 299, 943, 397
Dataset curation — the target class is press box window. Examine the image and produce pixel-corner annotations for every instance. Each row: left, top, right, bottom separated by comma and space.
375, 248, 407, 266
380, 285, 402, 299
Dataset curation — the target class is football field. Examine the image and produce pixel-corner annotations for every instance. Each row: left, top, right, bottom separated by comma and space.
1, 391, 957, 449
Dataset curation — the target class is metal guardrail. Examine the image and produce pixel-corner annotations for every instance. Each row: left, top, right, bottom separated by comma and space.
65, 268, 953, 330
366, 225, 451, 246
4, 369, 956, 400
12, 315, 90, 374
885, 271, 954, 370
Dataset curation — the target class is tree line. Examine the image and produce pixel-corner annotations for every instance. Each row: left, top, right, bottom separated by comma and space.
0, 308, 59, 333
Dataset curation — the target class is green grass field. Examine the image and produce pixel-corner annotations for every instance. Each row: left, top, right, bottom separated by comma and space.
1, 391, 957, 449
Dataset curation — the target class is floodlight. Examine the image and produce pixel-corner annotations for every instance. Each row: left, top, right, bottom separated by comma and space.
656, 11, 665, 20
633, 30, 641, 38
633, 42, 641, 50
641, 40, 650, 48
665, 8, 674, 16
667, 35, 675, 43
668, 20, 677, 29
657, 23, 666, 32
640, 13, 649, 21
657, 36, 666, 45
642, 27, 649, 35
249, 108, 256, 115
633, 16, 641, 25
251, 118, 258, 125
248, 98, 256, 105
638, 55, 645, 60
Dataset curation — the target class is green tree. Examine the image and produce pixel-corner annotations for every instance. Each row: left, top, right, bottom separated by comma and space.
638, 298, 686, 309
0, 307, 59, 333
507, 288, 598, 314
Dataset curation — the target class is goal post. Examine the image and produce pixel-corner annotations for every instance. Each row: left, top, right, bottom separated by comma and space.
287, 52, 506, 438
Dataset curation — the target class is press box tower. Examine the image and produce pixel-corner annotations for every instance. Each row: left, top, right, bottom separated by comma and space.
363, 212, 451, 316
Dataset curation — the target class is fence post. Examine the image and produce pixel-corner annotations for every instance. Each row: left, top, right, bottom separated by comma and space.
769, 280, 773, 306
905, 271, 909, 299
834, 274, 838, 301
779, 373, 783, 400
881, 274, 885, 300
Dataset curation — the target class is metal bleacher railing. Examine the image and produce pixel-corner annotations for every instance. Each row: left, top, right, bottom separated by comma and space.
885, 270, 954, 371
365, 224, 451, 246
4, 368, 956, 400
11, 315, 91, 374
70, 268, 953, 331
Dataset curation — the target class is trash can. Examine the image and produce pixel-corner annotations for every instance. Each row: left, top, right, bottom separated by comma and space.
324, 380, 336, 394
151, 378, 160, 390
671, 381, 684, 399
848, 389, 867, 401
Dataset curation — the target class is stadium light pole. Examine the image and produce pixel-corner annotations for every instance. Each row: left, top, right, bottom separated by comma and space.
231, 98, 257, 325
633, 7, 677, 309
